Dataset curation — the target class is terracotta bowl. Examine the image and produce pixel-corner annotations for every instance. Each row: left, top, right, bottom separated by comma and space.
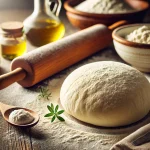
112, 24, 150, 73
64, 0, 149, 29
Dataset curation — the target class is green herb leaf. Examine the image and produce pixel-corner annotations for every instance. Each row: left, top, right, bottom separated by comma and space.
51, 115, 56, 122
45, 103, 65, 123
44, 113, 53, 117
37, 86, 52, 100
47, 105, 54, 113
51, 103, 54, 110
57, 110, 64, 115
57, 116, 65, 122
55, 105, 59, 113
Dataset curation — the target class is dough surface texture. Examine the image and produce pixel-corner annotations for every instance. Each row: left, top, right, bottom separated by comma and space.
60, 61, 150, 127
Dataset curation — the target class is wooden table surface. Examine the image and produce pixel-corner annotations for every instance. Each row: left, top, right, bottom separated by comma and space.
0, 8, 150, 150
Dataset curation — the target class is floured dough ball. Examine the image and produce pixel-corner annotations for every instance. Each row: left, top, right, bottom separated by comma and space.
60, 61, 150, 127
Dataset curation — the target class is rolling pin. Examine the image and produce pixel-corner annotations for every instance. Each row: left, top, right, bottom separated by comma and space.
110, 123, 150, 150
0, 21, 127, 89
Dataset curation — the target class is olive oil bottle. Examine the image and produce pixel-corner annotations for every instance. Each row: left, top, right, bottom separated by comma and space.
0, 22, 26, 60
24, 0, 65, 47
1, 41, 26, 60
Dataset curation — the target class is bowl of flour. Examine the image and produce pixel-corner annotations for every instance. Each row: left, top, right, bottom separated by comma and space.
112, 24, 150, 72
64, 0, 149, 29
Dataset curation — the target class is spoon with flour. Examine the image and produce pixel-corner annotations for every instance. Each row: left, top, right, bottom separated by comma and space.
0, 102, 39, 127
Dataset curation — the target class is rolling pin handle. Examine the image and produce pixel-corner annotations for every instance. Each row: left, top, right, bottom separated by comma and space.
0, 68, 26, 90
108, 20, 129, 30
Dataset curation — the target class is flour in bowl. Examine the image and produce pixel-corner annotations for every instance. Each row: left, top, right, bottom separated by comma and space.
75, 0, 134, 14
126, 26, 150, 44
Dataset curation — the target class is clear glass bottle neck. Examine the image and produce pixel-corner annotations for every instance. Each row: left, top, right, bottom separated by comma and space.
32, 0, 60, 21
34, 0, 48, 13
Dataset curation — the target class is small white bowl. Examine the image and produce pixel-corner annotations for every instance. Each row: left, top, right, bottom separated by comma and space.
112, 24, 150, 72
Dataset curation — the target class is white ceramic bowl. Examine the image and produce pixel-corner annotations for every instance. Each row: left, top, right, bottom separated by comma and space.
112, 24, 150, 72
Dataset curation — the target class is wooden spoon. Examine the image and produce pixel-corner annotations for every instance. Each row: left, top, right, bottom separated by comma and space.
0, 102, 39, 127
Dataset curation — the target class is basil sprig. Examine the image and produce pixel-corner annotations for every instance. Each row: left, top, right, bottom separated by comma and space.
44, 103, 65, 122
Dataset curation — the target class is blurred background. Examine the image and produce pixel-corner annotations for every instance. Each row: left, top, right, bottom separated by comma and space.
0, 0, 150, 9
0, 0, 67, 9
0, 0, 33, 9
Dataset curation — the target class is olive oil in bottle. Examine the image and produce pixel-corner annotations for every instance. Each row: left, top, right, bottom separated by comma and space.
24, 0, 65, 47
0, 21, 26, 60
1, 41, 26, 60
25, 19, 65, 46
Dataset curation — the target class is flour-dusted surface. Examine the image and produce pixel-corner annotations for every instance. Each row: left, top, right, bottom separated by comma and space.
1, 9, 150, 150
21, 49, 150, 150
75, 0, 134, 14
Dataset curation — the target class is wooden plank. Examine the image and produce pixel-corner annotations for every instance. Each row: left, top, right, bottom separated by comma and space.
0, 115, 33, 150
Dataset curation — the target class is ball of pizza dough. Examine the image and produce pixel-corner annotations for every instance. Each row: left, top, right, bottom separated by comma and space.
60, 61, 150, 127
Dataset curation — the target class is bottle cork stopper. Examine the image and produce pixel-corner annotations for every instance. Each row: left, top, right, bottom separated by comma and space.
0, 21, 23, 33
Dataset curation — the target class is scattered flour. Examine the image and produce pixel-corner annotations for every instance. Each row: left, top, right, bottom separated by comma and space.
75, 0, 134, 14
126, 26, 150, 44
3, 49, 150, 150
23, 50, 150, 150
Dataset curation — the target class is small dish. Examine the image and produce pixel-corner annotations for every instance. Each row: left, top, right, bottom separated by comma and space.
64, 0, 149, 29
112, 23, 150, 72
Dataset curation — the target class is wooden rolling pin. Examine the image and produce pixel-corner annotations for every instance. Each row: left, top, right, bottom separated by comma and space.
0, 21, 127, 89
110, 123, 150, 150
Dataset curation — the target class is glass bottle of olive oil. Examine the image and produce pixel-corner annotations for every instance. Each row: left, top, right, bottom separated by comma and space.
23, 0, 65, 47
0, 22, 26, 60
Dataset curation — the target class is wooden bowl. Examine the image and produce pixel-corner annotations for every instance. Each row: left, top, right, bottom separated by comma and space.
64, 0, 149, 29
112, 24, 150, 72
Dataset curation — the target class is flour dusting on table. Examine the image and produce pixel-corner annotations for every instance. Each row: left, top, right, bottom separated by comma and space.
23, 49, 150, 150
